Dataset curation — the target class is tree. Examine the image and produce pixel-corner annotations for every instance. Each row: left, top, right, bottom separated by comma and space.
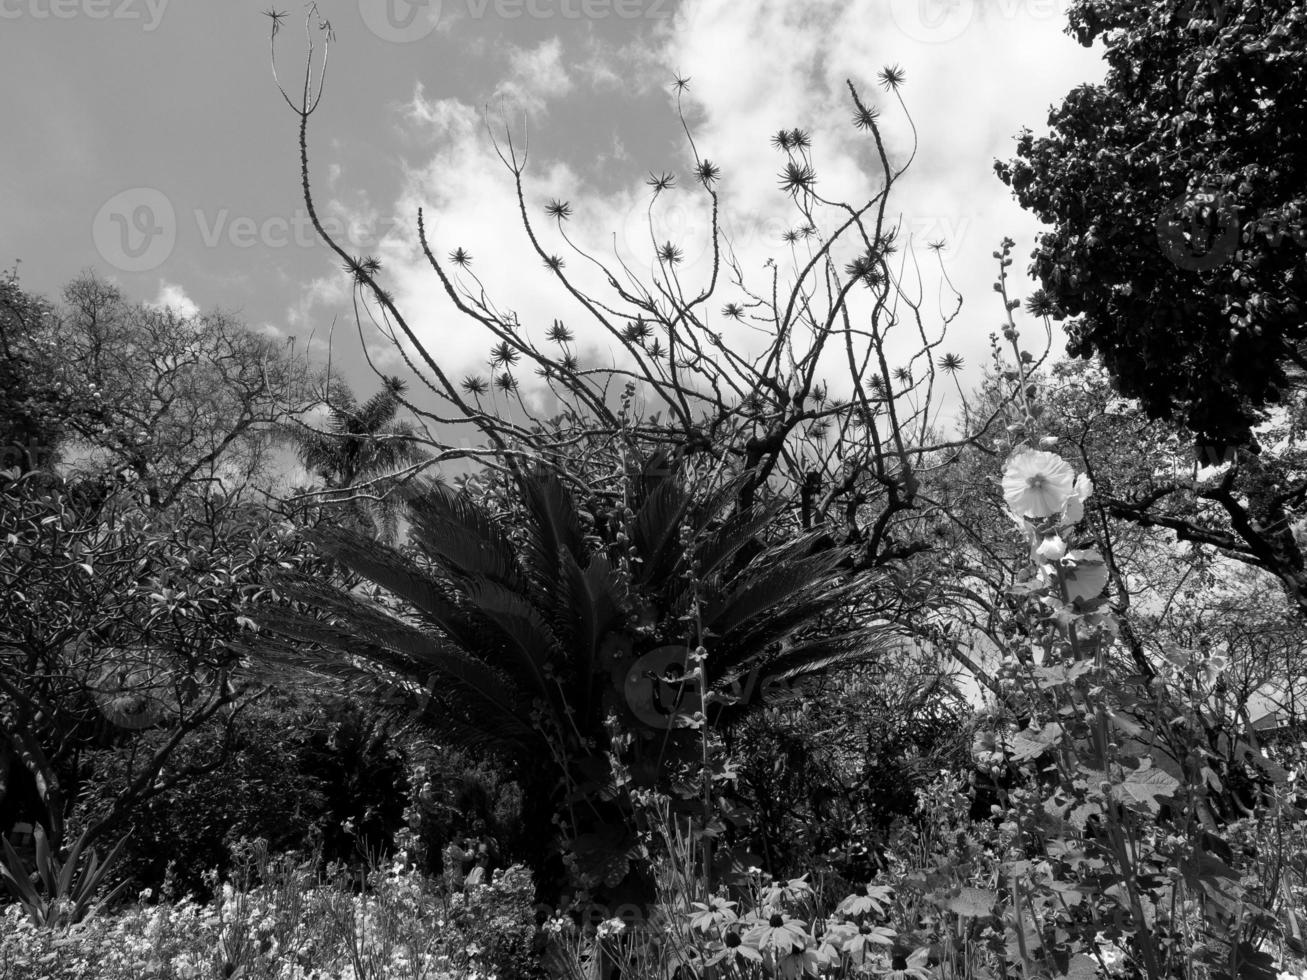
266, 9, 1017, 589
996, 0, 1307, 448
251, 453, 900, 896
286, 375, 426, 541
0, 272, 317, 854
0, 269, 66, 473
50, 273, 313, 508
0, 469, 296, 852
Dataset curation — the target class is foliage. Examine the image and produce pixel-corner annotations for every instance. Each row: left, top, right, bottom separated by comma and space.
0, 839, 544, 979
0, 822, 130, 930
0, 268, 65, 472
402, 743, 528, 880
48, 273, 313, 508
0, 270, 317, 856
0, 469, 268, 850
285, 375, 427, 542
724, 660, 971, 882
996, 0, 1307, 447
251, 452, 900, 899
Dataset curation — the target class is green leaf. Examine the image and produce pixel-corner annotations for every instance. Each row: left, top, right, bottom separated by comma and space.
1034, 661, 1094, 689
1064, 953, 1098, 980
1115, 763, 1180, 814
946, 887, 997, 917
1010, 721, 1064, 762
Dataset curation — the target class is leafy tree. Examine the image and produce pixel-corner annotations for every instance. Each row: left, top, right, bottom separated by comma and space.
50, 273, 313, 508
996, 0, 1307, 448
0, 470, 296, 852
287, 376, 426, 541
0, 273, 316, 854
250, 453, 898, 897
0, 269, 66, 473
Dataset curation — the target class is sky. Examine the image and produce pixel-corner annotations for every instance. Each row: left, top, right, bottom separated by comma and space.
0, 0, 1107, 415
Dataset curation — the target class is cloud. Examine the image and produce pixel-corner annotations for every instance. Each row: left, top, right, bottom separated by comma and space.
493, 38, 575, 114
150, 281, 200, 318
289, 0, 1106, 425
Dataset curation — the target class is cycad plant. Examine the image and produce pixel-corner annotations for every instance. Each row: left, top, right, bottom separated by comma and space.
254, 451, 897, 896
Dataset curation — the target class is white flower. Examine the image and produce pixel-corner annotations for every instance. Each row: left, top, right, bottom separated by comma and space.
1036, 535, 1068, 562
1003, 450, 1076, 518
1061, 473, 1094, 525
597, 917, 627, 938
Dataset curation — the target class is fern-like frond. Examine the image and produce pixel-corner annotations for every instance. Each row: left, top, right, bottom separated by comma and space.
407, 483, 526, 589
307, 527, 480, 640
518, 473, 586, 623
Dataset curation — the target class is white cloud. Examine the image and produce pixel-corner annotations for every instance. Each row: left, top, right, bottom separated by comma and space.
493, 38, 576, 114
150, 281, 200, 319
290, 0, 1106, 425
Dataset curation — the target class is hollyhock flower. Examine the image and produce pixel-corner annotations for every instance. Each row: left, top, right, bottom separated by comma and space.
1003, 451, 1075, 518
1036, 535, 1068, 562
1061, 473, 1094, 525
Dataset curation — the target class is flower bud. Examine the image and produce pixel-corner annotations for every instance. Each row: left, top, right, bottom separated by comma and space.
1036, 535, 1067, 562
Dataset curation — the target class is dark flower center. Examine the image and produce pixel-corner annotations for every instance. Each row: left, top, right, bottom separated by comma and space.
769, 913, 785, 928
726, 932, 742, 948
856, 884, 869, 897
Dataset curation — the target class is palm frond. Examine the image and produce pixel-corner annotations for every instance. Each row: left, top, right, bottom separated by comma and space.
702, 548, 849, 636
463, 579, 566, 707
631, 475, 692, 590
563, 552, 626, 717
308, 527, 479, 637
270, 585, 522, 711
518, 473, 586, 622
406, 483, 527, 589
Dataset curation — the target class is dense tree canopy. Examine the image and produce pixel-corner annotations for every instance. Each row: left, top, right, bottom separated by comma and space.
997, 0, 1307, 447
1, 270, 65, 472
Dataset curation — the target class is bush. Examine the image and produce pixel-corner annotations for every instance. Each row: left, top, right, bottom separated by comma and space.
74, 694, 413, 897
0, 841, 546, 980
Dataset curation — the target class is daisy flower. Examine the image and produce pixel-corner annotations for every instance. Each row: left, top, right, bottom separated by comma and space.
745, 911, 811, 954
